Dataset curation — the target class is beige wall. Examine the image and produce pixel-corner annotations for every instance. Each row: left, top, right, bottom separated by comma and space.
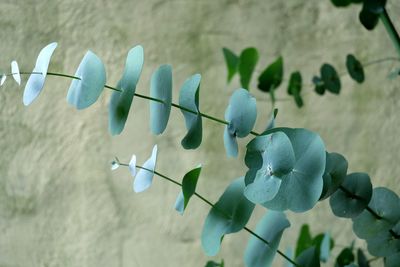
0, 0, 399, 266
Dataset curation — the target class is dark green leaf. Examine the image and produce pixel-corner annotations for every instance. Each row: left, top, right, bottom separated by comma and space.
287, 71, 303, 108
385, 252, 400, 267
352, 187, 400, 239
321, 64, 341, 94
174, 165, 202, 215
205, 259, 224, 267
336, 248, 355, 267
224, 89, 257, 157
357, 249, 369, 267
150, 64, 172, 135
363, 0, 387, 14
109, 45, 144, 135
320, 233, 332, 262
313, 76, 325, 95
296, 224, 313, 257
223, 48, 239, 83
346, 54, 365, 83
67, 51, 106, 109
239, 47, 259, 90
359, 7, 379, 31
179, 74, 202, 149
296, 246, 320, 267
257, 56, 283, 93
366, 229, 400, 257
330, 0, 351, 7
244, 211, 290, 267
329, 172, 372, 218
201, 177, 255, 256
320, 152, 348, 200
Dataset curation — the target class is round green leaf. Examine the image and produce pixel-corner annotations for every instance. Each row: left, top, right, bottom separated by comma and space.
352, 187, 400, 239
366, 230, 400, 257
239, 47, 259, 90
150, 64, 172, 135
201, 177, 255, 256
359, 7, 379, 31
246, 128, 326, 212
321, 64, 341, 94
329, 173, 372, 218
244, 211, 290, 267
109, 45, 144, 135
244, 167, 282, 204
67, 51, 106, 109
222, 48, 239, 83
23, 42, 58, 106
312, 76, 325, 95
223, 127, 239, 158
179, 74, 202, 149
320, 152, 348, 200
346, 54, 365, 83
385, 252, 400, 267
258, 56, 283, 93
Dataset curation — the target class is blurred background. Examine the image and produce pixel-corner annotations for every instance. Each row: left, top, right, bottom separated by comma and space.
0, 0, 399, 266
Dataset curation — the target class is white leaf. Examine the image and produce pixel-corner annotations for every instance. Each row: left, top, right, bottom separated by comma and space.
133, 145, 158, 193
111, 161, 120, 171
0, 74, 6, 86
129, 154, 137, 177
11, 60, 21, 85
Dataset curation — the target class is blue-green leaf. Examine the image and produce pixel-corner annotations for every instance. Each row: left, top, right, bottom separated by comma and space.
23, 42, 58, 106
385, 252, 400, 267
357, 249, 369, 267
244, 211, 290, 267
224, 88, 257, 157
296, 246, 320, 267
238, 48, 259, 90
179, 74, 202, 149
128, 154, 137, 177
222, 48, 239, 83
150, 64, 172, 135
109, 45, 144, 135
258, 56, 283, 93
174, 165, 202, 215
320, 152, 348, 200
321, 64, 341, 94
352, 187, 400, 239
329, 173, 372, 218
201, 177, 255, 256
245, 128, 326, 212
346, 54, 365, 83
205, 259, 224, 267
320, 233, 331, 262
67, 51, 106, 109
133, 145, 158, 193
264, 108, 278, 132
366, 227, 400, 257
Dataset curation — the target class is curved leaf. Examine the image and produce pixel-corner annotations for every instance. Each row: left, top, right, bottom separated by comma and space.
224, 88, 257, 157
201, 177, 255, 256
222, 48, 239, 83
264, 108, 278, 132
150, 64, 172, 135
0, 74, 6, 86
296, 246, 320, 267
336, 247, 355, 267
11, 60, 21, 85
359, 7, 379, 31
179, 74, 202, 149
330, 0, 351, 7
109, 45, 144, 135
313, 76, 325, 95
287, 71, 303, 108
385, 252, 400, 267
23, 42, 58, 106
357, 249, 369, 267
320, 152, 348, 200
244, 211, 290, 267
129, 154, 137, 177
366, 229, 400, 257
329, 173, 372, 218
321, 63, 341, 94
239, 47, 259, 90
295, 224, 313, 257
245, 128, 325, 212
175, 165, 202, 215
67, 51, 106, 109
258, 56, 283, 93
320, 233, 331, 262
352, 187, 400, 239
133, 145, 158, 193
346, 54, 365, 83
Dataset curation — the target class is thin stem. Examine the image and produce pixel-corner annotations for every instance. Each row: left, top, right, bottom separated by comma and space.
380, 8, 400, 57
120, 162, 300, 267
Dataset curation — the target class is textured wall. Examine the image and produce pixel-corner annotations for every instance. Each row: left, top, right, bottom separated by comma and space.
0, 0, 399, 266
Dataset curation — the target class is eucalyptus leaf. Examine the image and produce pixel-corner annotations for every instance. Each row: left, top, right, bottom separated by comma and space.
363, 0, 387, 14
330, 0, 351, 7
201, 177, 255, 256
357, 249, 369, 267
265, 108, 278, 132
385, 252, 400, 267
245, 128, 326, 212
346, 54, 365, 83
287, 71, 303, 108
109, 45, 144, 135
224, 88, 257, 157
320, 233, 331, 262
11, 60, 21, 85
223, 47, 239, 83
321, 64, 341, 94
179, 74, 202, 149
329, 172, 372, 218
352, 187, 400, 239
258, 56, 283, 93
244, 211, 290, 267
239, 47, 259, 90
129, 154, 137, 177
133, 145, 158, 193
67, 51, 106, 109
313, 76, 325, 95
150, 64, 173, 135
366, 230, 400, 257
296, 246, 320, 267
359, 7, 379, 31
295, 224, 313, 257
174, 165, 201, 215
0, 74, 6, 86
336, 248, 355, 267
23, 42, 58, 106
320, 152, 348, 200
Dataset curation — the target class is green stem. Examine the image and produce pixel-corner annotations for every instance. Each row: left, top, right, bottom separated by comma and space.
380, 8, 400, 57
120, 163, 300, 267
